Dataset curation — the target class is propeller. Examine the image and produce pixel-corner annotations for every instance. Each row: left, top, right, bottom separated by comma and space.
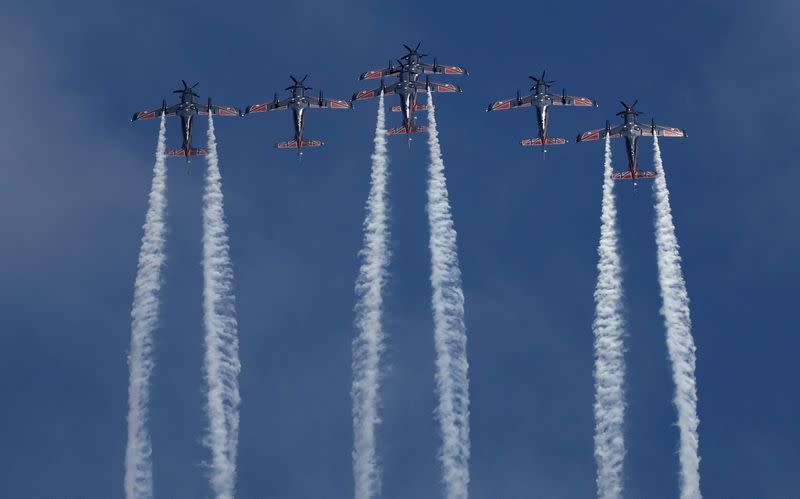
287, 75, 312, 91
174, 80, 200, 97
619, 99, 639, 110
529, 71, 556, 90
401, 41, 428, 60
617, 100, 643, 116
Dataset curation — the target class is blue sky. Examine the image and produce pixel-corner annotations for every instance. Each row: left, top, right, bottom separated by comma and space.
1, 0, 798, 497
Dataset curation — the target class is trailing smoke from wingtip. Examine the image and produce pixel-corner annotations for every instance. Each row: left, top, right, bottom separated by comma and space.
425, 92, 471, 499
351, 92, 391, 499
652, 136, 702, 499
592, 135, 627, 499
202, 113, 242, 499
125, 113, 168, 499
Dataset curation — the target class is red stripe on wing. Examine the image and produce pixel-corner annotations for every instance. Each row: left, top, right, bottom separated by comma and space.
215, 106, 239, 116
572, 97, 594, 106
328, 99, 350, 109
354, 89, 376, 100
435, 83, 459, 92
248, 103, 268, 113
135, 109, 160, 120
580, 129, 603, 141
490, 100, 512, 110
361, 70, 384, 79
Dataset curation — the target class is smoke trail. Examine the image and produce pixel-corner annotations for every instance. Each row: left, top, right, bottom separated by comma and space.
592, 135, 627, 499
202, 113, 241, 499
125, 114, 168, 499
652, 136, 701, 499
425, 92, 470, 499
351, 93, 391, 499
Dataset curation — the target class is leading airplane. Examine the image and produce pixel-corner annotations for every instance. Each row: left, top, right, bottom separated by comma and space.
131, 81, 240, 163
487, 71, 597, 158
352, 43, 467, 144
242, 75, 352, 159
576, 100, 688, 186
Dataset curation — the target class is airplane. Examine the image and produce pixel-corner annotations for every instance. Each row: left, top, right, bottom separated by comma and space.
352, 42, 467, 144
242, 75, 352, 159
131, 81, 240, 163
576, 100, 688, 186
486, 71, 597, 158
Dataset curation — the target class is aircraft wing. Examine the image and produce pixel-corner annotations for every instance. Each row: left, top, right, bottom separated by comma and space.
352, 83, 399, 101
576, 125, 623, 142
549, 94, 597, 107
359, 67, 401, 80
243, 98, 292, 115
415, 82, 462, 93
641, 125, 687, 138
197, 104, 241, 117
486, 95, 535, 111
307, 98, 352, 109
131, 104, 178, 121
420, 63, 469, 76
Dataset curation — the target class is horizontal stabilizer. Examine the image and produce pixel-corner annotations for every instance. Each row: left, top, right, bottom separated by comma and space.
165, 148, 208, 157
520, 137, 568, 146
611, 171, 657, 180
391, 104, 429, 112
387, 125, 427, 135
276, 139, 323, 149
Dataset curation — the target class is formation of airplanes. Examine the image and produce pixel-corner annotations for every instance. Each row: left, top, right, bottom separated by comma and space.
131, 43, 687, 183
353, 42, 467, 145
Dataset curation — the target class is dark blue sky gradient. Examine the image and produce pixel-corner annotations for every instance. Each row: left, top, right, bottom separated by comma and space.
0, 1, 798, 497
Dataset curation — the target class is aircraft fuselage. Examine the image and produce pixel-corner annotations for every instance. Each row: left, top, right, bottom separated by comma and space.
397, 66, 422, 133
619, 111, 646, 181
287, 86, 311, 152
529, 84, 557, 147
291, 106, 305, 146
177, 92, 199, 159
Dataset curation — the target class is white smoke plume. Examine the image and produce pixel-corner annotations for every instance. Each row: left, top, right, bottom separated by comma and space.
652, 136, 701, 499
425, 92, 471, 499
125, 113, 168, 499
592, 135, 627, 499
351, 92, 391, 499
202, 113, 241, 499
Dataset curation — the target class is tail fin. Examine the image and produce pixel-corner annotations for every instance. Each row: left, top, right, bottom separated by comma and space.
165, 148, 209, 157
390, 104, 429, 112
520, 137, 568, 146
611, 171, 657, 180
276, 139, 323, 149
387, 125, 427, 135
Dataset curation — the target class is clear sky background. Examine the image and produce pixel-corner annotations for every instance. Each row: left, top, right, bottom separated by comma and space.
1, 0, 798, 497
